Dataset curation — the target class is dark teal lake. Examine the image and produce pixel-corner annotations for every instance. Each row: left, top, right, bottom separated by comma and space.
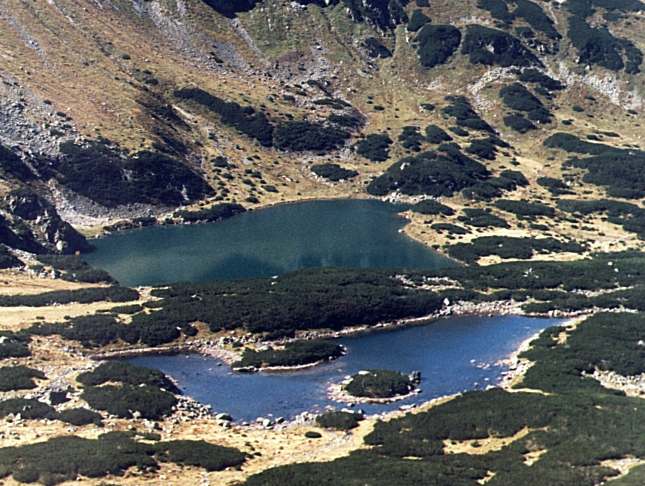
128, 315, 563, 422
85, 199, 451, 287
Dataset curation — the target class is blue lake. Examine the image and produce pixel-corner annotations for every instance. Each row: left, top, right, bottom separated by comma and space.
127, 315, 562, 422
85, 199, 452, 287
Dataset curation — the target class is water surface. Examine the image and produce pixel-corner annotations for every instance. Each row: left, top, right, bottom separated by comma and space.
127, 315, 562, 422
85, 199, 451, 286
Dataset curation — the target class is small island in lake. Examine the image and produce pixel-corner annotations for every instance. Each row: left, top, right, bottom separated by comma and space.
330, 369, 422, 404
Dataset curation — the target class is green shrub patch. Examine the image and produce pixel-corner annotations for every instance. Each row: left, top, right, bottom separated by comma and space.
414, 24, 462, 68
154, 440, 246, 471
174, 87, 274, 146
77, 362, 180, 393
442, 96, 495, 133
367, 145, 490, 197
0, 332, 30, 359
458, 208, 509, 228
355, 133, 393, 161
424, 124, 452, 144
0, 433, 246, 485
398, 126, 425, 152
544, 134, 645, 198
28, 315, 126, 348
344, 369, 417, 399
81, 384, 177, 419
462, 25, 542, 67
0, 286, 139, 307
478, 0, 560, 39
311, 163, 358, 181
234, 340, 344, 369
0, 366, 45, 391
565, 3, 642, 73
500, 82, 552, 123
407, 9, 430, 31
0, 398, 56, 419
274, 121, 350, 152
494, 199, 555, 217
141, 268, 444, 335
504, 114, 537, 133
56, 141, 213, 208
447, 236, 583, 263
411, 200, 454, 216
537, 176, 573, 195
57, 408, 104, 426
316, 411, 362, 430
518, 68, 564, 91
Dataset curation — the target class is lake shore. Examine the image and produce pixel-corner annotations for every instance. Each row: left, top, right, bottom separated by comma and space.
87, 300, 582, 373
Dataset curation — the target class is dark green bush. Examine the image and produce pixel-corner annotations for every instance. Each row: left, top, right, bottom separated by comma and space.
458, 208, 509, 228
537, 176, 573, 195
274, 121, 349, 152
81, 384, 177, 419
442, 96, 495, 133
494, 199, 555, 217
155, 440, 246, 471
500, 83, 552, 123
0, 287, 139, 307
398, 126, 425, 151
411, 200, 454, 216
355, 133, 393, 161
367, 145, 489, 197
234, 340, 344, 369
0, 433, 245, 485
462, 25, 542, 67
174, 87, 274, 146
0, 366, 45, 391
504, 114, 537, 133
311, 163, 358, 181
344, 369, 416, 399
424, 124, 452, 144
518, 68, 564, 91
57, 408, 104, 426
0, 332, 30, 359
0, 245, 20, 269
407, 9, 430, 31
566, 12, 642, 73
479, 0, 560, 39
77, 362, 180, 393
362, 37, 392, 58
142, 268, 444, 335
415, 24, 462, 68
316, 411, 362, 430
448, 235, 584, 263
56, 141, 213, 208
0, 398, 56, 419
467, 138, 498, 160
431, 223, 468, 235
28, 315, 126, 348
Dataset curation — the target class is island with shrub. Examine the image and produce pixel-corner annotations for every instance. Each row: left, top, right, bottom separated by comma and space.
329, 369, 422, 404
